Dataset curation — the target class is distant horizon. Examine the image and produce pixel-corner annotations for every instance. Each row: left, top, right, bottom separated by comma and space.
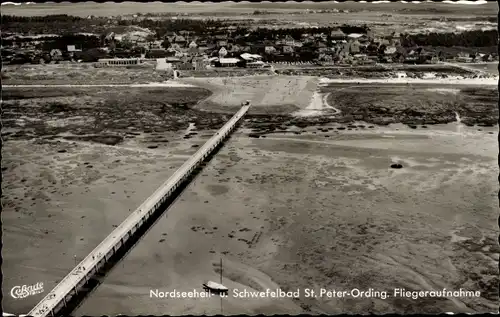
1, 0, 496, 18
0, 0, 492, 5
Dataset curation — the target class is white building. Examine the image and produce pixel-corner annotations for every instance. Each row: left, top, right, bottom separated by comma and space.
218, 57, 240, 67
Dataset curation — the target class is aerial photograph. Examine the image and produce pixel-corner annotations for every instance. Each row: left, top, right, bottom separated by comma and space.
1, 0, 498, 316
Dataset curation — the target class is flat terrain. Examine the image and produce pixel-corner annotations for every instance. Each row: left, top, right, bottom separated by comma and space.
2, 86, 223, 143
2, 81, 498, 315
2, 2, 496, 19
2, 63, 488, 87
2, 2, 496, 38
323, 83, 498, 126
457, 63, 499, 76
3, 123, 498, 315
181, 76, 318, 114
2, 64, 164, 85
75, 123, 498, 315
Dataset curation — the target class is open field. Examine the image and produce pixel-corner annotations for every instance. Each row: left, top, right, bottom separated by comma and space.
1, 86, 227, 144
322, 83, 498, 126
2, 64, 163, 85
274, 64, 479, 78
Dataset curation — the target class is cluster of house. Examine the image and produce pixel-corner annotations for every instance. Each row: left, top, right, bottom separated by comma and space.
99, 29, 453, 67
100, 29, 399, 67
3, 27, 497, 66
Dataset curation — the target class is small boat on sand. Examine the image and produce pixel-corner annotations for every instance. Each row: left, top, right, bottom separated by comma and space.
203, 281, 229, 294
204, 258, 229, 295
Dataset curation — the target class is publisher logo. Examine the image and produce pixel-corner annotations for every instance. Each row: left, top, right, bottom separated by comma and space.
10, 282, 44, 299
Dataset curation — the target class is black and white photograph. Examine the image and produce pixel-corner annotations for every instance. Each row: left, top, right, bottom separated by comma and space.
1, 0, 498, 316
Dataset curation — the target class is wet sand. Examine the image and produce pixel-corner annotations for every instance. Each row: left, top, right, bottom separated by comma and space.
64, 124, 499, 315
2, 82, 498, 314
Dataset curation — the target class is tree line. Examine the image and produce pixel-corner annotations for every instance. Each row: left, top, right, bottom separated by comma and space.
2, 14, 108, 34
3, 14, 369, 40
400, 29, 498, 48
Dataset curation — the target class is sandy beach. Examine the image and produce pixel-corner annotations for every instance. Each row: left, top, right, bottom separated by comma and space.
2, 71, 498, 315
3, 119, 498, 314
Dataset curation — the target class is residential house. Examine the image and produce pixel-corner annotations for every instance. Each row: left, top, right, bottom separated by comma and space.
366, 29, 375, 41
218, 47, 228, 58
169, 43, 183, 51
240, 53, 263, 62
349, 40, 361, 54
188, 46, 199, 56
214, 34, 228, 43
241, 46, 252, 53
282, 46, 295, 54
276, 35, 297, 47
330, 29, 346, 41
165, 32, 176, 43
227, 25, 238, 33
67, 45, 82, 53
340, 42, 351, 56
217, 39, 228, 47
314, 33, 328, 41
302, 34, 316, 44
149, 40, 163, 49
317, 42, 328, 53
265, 46, 277, 54
378, 38, 391, 47
206, 43, 216, 51
389, 31, 401, 46
165, 46, 181, 57
197, 45, 209, 54
318, 53, 333, 62
456, 52, 472, 63
384, 46, 397, 55
173, 50, 184, 58
481, 54, 493, 62
192, 56, 209, 70
173, 35, 187, 46
50, 49, 63, 61
229, 44, 242, 54
188, 41, 198, 56
392, 46, 408, 63
348, 33, 369, 44
355, 54, 373, 65
390, 38, 401, 46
